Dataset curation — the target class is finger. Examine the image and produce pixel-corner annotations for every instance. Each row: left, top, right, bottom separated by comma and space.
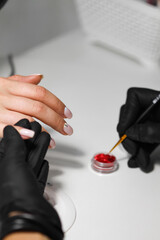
19, 122, 55, 149
3, 95, 73, 135
27, 132, 50, 176
8, 74, 43, 85
6, 79, 72, 119
117, 88, 160, 134
128, 156, 139, 168
2, 122, 48, 141
14, 118, 31, 129
14, 118, 55, 149
37, 160, 49, 195
0, 110, 33, 138
0, 111, 53, 149
28, 121, 42, 143
15, 120, 41, 152
0, 108, 33, 125
121, 137, 139, 156
126, 121, 160, 144
128, 143, 155, 172
28, 121, 56, 149
14, 118, 36, 141
3, 126, 26, 163
14, 118, 53, 154
135, 145, 153, 173
0, 121, 35, 140
0, 108, 52, 135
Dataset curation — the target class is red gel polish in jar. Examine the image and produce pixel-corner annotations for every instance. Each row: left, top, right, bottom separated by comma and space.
91, 153, 118, 174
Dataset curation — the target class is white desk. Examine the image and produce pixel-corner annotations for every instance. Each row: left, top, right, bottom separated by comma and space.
3, 30, 160, 240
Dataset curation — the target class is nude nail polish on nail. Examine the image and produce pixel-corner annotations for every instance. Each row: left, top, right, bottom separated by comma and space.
64, 107, 73, 119
50, 138, 56, 149
64, 123, 73, 135
30, 74, 43, 78
19, 128, 35, 138
30, 74, 42, 76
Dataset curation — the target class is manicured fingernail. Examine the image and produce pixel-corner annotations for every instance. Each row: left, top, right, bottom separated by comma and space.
19, 128, 35, 138
29, 74, 43, 78
64, 123, 73, 135
64, 107, 73, 119
50, 138, 56, 149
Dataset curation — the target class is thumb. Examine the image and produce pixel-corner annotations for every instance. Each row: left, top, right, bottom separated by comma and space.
3, 126, 26, 162
126, 121, 160, 144
8, 74, 43, 85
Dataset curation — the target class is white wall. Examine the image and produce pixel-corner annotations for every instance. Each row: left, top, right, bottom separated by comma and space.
0, 0, 80, 56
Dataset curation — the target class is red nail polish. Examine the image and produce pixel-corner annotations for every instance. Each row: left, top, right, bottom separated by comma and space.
91, 153, 118, 174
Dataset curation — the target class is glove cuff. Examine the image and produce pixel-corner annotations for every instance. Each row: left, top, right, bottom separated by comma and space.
1, 213, 64, 240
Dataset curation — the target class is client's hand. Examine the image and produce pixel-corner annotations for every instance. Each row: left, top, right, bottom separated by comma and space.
0, 74, 73, 146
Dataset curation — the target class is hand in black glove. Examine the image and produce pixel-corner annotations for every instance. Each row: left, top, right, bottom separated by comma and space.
117, 87, 160, 173
0, 123, 64, 240
14, 118, 49, 194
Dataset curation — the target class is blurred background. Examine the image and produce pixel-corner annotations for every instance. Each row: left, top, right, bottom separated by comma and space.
1, 0, 160, 68
0, 0, 79, 57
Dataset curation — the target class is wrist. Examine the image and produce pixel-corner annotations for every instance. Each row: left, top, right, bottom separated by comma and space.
8, 211, 24, 217
3, 232, 51, 240
1, 212, 64, 240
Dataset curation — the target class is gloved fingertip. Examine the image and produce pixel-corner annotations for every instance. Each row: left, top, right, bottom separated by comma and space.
4, 125, 20, 138
40, 132, 51, 145
137, 148, 149, 169
15, 118, 31, 129
30, 121, 42, 133
140, 163, 154, 173
136, 147, 154, 173
128, 157, 138, 168
126, 125, 141, 142
122, 138, 138, 156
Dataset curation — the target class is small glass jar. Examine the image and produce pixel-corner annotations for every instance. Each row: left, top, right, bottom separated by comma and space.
91, 153, 118, 174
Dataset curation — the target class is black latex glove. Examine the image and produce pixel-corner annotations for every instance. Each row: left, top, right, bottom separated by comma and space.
0, 125, 64, 240
117, 87, 160, 173
15, 119, 49, 194
0, 0, 8, 10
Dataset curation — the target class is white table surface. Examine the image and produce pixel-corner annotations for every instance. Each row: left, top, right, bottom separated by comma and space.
2, 30, 160, 240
